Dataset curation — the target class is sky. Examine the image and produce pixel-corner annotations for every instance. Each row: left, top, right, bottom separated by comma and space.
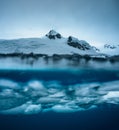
0, 0, 119, 47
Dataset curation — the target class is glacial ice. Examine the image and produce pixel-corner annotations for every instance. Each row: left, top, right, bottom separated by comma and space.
0, 79, 119, 114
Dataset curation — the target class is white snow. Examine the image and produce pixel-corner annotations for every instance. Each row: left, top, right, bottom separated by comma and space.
0, 31, 118, 56
69, 36, 90, 46
69, 36, 79, 43
0, 31, 98, 56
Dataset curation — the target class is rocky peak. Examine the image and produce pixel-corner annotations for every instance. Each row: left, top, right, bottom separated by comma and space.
46, 30, 62, 39
67, 36, 91, 51
104, 44, 118, 49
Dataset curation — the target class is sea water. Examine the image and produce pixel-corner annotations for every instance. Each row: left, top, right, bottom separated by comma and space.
0, 68, 119, 130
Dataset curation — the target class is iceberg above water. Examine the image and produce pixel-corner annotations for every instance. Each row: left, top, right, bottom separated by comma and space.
0, 30, 100, 56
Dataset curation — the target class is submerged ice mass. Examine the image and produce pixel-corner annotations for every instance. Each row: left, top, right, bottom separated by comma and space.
0, 69, 119, 114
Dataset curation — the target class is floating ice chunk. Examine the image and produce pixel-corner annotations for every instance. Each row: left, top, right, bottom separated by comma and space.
100, 81, 119, 91
49, 91, 65, 98
0, 89, 14, 96
37, 97, 60, 104
52, 105, 79, 113
103, 91, 119, 99
1, 79, 119, 114
0, 102, 41, 114
0, 79, 18, 89
0, 102, 30, 114
28, 80, 45, 90
25, 104, 41, 114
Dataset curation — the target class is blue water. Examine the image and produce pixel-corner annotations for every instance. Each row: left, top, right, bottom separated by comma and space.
0, 69, 118, 83
0, 108, 119, 130
0, 69, 119, 130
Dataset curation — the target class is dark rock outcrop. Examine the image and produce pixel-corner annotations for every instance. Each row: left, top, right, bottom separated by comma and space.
46, 30, 62, 39
67, 36, 91, 51
104, 44, 117, 49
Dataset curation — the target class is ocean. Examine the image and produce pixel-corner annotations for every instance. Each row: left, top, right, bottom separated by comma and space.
0, 69, 119, 130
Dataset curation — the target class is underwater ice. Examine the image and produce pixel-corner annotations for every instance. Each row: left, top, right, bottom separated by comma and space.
0, 79, 119, 114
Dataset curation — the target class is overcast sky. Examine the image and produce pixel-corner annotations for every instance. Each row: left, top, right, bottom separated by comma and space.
0, 0, 119, 46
